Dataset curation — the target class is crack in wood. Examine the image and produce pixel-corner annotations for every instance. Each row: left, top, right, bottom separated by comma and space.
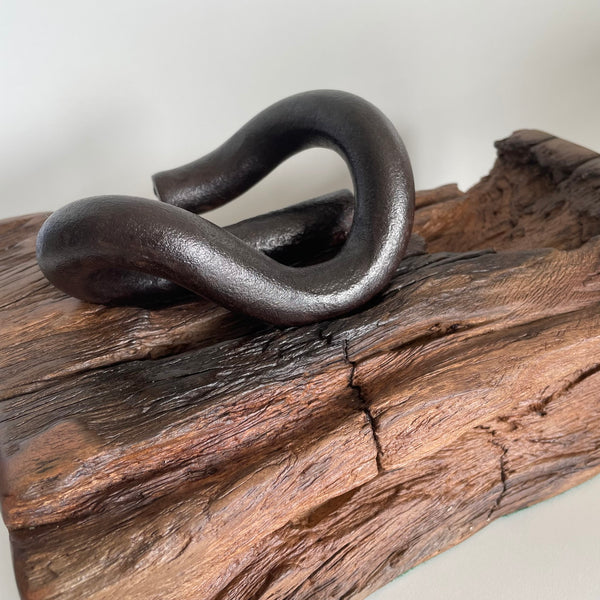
488, 437, 509, 519
475, 425, 509, 519
531, 363, 600, 417
342, 338, 384, 475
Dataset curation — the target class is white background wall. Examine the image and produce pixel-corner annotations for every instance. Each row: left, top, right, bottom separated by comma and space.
1, 1, 599, 598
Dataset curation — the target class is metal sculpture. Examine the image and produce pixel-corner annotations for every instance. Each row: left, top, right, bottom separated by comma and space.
36, 90, 414, 325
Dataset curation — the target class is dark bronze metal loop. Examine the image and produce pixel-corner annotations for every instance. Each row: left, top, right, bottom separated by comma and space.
36, 90, 415, 325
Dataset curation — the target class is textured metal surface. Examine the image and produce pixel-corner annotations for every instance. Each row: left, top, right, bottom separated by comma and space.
36, 90, 415, 325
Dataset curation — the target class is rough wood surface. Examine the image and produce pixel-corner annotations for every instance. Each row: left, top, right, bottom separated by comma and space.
1, 130, 599, 600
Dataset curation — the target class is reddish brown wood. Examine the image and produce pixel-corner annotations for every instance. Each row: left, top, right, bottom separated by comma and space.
0, 130, 599, 600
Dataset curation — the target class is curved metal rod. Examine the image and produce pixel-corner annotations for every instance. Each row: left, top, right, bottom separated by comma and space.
36, 90, 415, 326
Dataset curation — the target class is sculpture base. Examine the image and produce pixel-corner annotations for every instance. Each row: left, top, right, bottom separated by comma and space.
0, 130, 599, 599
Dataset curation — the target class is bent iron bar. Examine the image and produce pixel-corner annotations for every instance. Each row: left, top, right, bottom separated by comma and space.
36, 90, 415, 326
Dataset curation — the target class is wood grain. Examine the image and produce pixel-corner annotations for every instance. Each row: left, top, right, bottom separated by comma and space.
0, 130, 599, 600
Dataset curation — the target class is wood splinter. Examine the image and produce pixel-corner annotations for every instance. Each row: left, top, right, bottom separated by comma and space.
0, 129, 599, 599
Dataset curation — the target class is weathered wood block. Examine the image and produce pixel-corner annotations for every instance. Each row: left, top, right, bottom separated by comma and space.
0, 130, 599, 599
